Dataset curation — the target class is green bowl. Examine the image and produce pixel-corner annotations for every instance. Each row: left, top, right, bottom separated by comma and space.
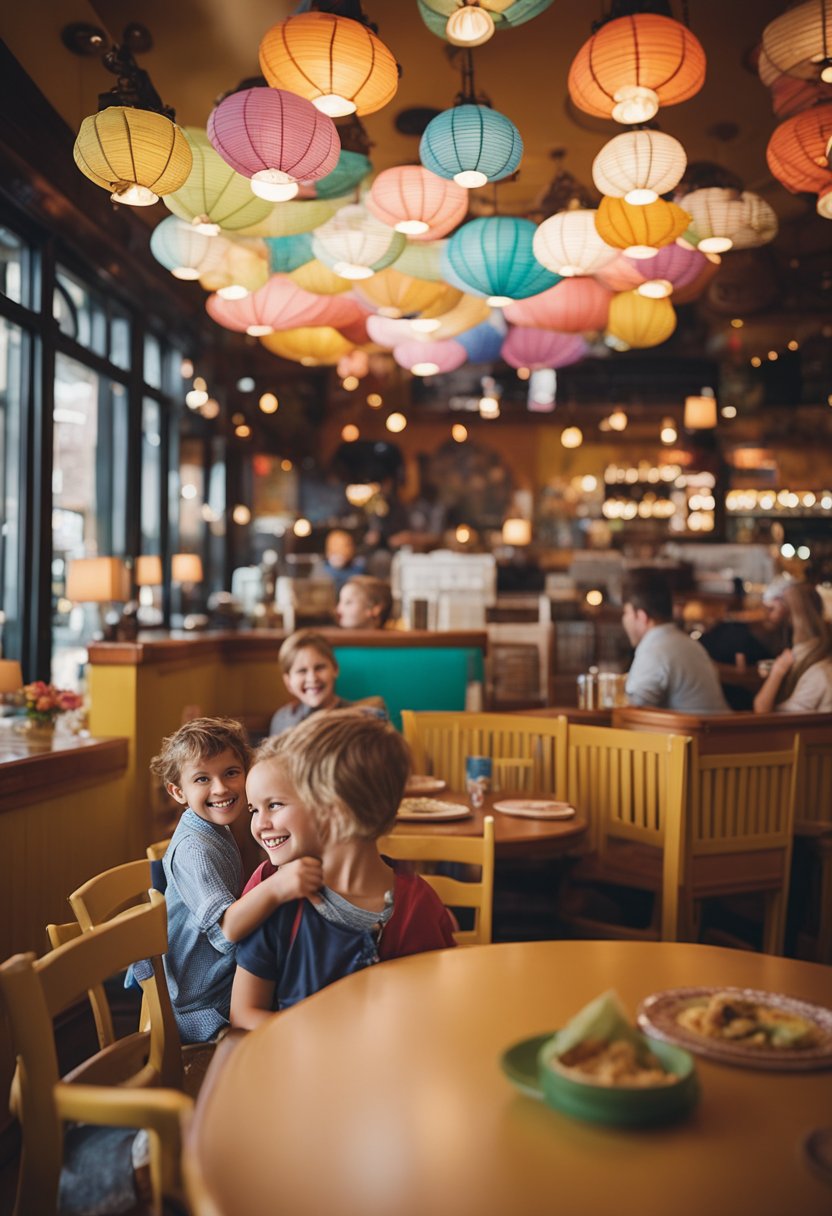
537, 1034, 699, 1128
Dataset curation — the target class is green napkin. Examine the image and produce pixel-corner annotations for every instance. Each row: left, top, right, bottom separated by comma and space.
543, 990, 644, 1062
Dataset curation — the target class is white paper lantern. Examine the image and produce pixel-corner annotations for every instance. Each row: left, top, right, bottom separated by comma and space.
592, 130, 687, 205
532, 210, 617, 276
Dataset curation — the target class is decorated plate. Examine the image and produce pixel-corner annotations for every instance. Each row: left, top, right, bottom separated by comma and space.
492, 800, 575, 820
404, 775, 447, 796
499, 1033, 550, 1100
637, 987, 832, 1071
396, 797, 472, 822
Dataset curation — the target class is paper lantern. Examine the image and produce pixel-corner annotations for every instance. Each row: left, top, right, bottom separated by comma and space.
684, 394, 718, 429
593, 253, 647, 293
418, 0, 555, 43
762, 0, 832, 84
313, 205, 406, 279
670, 256, 720, 306
354, 268, 457, 317
366, 314, 424, 348
259, 11, 399, 117
163, 128, 272, 234
501, 327, 588, 370
289, 259, 352, 295
150, 216, 226, 280
626, 242, 708, 297
532, 210, 617, 277
568, 14, 706, 124
393, 339, 467, 375
313, 150, 372, 199
200, 239, 270, 298
367, 166, 468, 239
207, 88, 339, 201
236, 195, 350, 239
420, 104, 523, 188
676, 187, 749, 253
729, 193, 779, 250
607, 292, 677, 348
504, 277, 611, 332
265, 233, 314, 275
456, 313, 507, 362
73, 107, 192, 206
766, 102, 832, 194
206, 275, 365, 335
592, 130, 687, 205
393, 240, 448, 281
819, 186, 832, 218
261, 327, 355, 365
442, 217, 559, 305
595, 196, 690, 258
423, 293, 491, 338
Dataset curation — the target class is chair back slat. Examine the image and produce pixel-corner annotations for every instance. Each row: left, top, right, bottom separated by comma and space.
69, 858, 153, 930
689, 748, 798, 855
795, 741, 832, 831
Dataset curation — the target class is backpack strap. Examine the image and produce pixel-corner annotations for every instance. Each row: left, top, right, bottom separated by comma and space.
289, 900, 305, 947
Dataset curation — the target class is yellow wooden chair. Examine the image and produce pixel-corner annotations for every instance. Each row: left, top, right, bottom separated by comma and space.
793, 737, 832, 963
0, 899, 192, 1216
146, 838, 171, 862
401, 710, 567, 797
378, 816, 495, 946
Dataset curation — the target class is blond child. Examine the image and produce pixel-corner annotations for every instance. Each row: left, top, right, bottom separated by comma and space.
231, 710, 456, 1028
268, 629, 357, 738
335, 574, 393, 630
151, 717, 322, 1042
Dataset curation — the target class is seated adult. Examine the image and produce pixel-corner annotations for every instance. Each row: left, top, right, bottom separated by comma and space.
322, 529, 366, 594
335, 575, 393, 630
753, 584, 832, 713
622, 570, 729, 713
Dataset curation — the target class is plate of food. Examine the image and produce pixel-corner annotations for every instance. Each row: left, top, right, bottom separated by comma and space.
492, 800, 575, 820
636, 987, 832, 1071
404, 775, 447, 796
396, 797, 472, 822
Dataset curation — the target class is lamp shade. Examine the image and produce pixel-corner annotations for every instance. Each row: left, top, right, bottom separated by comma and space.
766, 102, 832, 194
150, 216, 227, 281
501, 326, 588, 370
366, 165, 468, 239
420, 104, 523, 188
265, 233, 315, 275
592, 130, 687, 205
768, 69, 832, 118
502, 518, 532, 546
729, 192, 779, 250
354, 268, 457, 317
442, 217, 559, 304
199, 238, 269, 298
74, 107, 192, 206
419, 0, 555, 43
135, 556, 163, 587
504, 277, 611, 332
594, 252, 648, 292
0, 659, 23, 694
164, 127, 273, 233
172, 554, 204, 584
676, 187, 748, 253
366, 314, 427, 348
568, 14, 706, 124
684, 394, 718, 429
289, 259, 352, 295
393, 338, 467, 375
66, 557, 130, 602
261, 327, 355, 365
607, 291, 677, 348
532, 209, 617, 277
595, 196, 690, 257
259, 11, 399, 117
625, 242, 708, 296
392, 239, 448, 282
312, 204, 406, 279
207, 275, 365, 335
207, 88, 340, 201
456, 313, 507, 362
425, 292, 491, 338
670, 255, 720, 305
312, 150, 373, 199
762, 0, 832, 83
235, 195, 350, 239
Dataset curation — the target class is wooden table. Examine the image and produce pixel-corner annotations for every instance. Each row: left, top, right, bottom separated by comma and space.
393, 790, 587, 861
187, 941, 832, 1216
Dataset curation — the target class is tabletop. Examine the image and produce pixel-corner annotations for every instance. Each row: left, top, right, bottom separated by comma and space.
186, 940, 832, 1216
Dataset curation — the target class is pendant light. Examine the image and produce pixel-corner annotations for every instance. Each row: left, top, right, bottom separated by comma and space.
504, 277, 611, 332
265, 233, 315, 276
150, 216, 227, 280
236, 195, 351, 239
501, 327, 588, 371
367, 166, 468, 239
206, 275, 365, 336
532, 209, 617, 277
595, 196, 690, 258
164, 128, 272, 234
607, 292, 677, 349
261, 327, 356, 365
762, 0, 832, 85
393, 240, 449, 282
353, 269, 458, 318
675, 187, 747, 253
627, 243, 708, 297
592, 131, 687, 205
766, 101, 832, 196
442, 217, 558, 305
420, 105, 523, 188
74, 107, 192, 206
259, 11, 399, 117
393, 339, 468, 375
418, 0, 555, 45
312, 204, 406, 279
289, 260, 352, 295
200, 240, 270, 299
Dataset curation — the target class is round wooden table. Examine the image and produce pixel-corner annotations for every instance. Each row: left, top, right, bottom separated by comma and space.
393, 790, 587, 860
186, 941, 832, 1216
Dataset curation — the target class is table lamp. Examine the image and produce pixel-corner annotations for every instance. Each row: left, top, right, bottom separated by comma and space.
172, 553, 203, 585
0, 658, 23, 715
135, 555, 163, 587
135, 554, 164, 626
66, 556, 131, 641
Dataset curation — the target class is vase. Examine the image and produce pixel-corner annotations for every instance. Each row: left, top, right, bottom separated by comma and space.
13, 716, 57, 743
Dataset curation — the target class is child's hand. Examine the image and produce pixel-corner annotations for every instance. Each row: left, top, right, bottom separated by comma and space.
270, 856, 323, 903
770, 648, 794, 679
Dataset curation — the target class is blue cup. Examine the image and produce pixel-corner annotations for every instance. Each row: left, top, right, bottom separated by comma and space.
466, 755, 492, 807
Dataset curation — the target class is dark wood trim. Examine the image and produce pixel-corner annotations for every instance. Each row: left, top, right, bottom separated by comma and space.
0, 735, 129, 814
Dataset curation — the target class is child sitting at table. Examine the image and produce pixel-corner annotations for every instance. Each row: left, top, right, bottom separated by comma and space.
335, 575, 394, 630
268, 630, 356, 738
231, 709, 456, 1028
151, 716, 323, 1042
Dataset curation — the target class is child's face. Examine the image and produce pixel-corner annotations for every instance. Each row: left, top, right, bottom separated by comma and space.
168, 747, 246, 827
336, 584, 374, 629
247, 759, 321, 864
283, 646, 338, 710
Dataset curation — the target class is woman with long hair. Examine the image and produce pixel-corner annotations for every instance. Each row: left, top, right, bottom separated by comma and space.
753, 583, 832, 713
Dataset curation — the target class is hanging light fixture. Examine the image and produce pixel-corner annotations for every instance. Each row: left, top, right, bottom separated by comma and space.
422, 292, 491, 338
420, 104, 523, 188
265, 233, 315, 276
419, 0, 555, 45
366, 165, 468, 238
442, 217, 558, 305
208, 87, 340, 201
504, 277, 611, 333
501, 327, 588, 371
594, 252, 648, 292
259, 10, 399, 117
393, 338, 468, 375
592, 130, 687, 206
445, 4, 496, 46
200, 239, 270, 299
262, 326, 356, 365
568, 13, 706, 124
729, 193, 779, 249
684, 389, 718, 430
627, 243, 708, 298
310, 150, 373, 199
289, 259, 352, 295
353, 268, 458, 317
163, 128, 272, 234
206, 275, 365, 335
150, 216, 227, 280
676, 187, 748, 253
532, 209, 617, 277
762, 0, 832, 85
766, 101, 832, 199
595, 196, 690, 258
607, 292, 677, 349
235, 195, 350, 239
312, 204, 406, 279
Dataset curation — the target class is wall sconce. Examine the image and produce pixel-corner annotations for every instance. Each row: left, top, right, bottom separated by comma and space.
66, 557, 131, 640
502, 518, 532, 546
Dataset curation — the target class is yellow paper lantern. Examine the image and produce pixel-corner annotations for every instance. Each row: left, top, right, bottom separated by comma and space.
289, 260, 352, 295
74, 107, 192, 205
236, 195, 351, 239
164, 128, 272, 233
607, 291, 677, 348
595, 196, 690, 258
261, 327, 355, 365
200, 240, 269, 298
354, 269, 458, 317
259, 11, 399, 117
425, 293, 491, 338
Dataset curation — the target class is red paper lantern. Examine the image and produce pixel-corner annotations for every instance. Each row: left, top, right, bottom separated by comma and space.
504, 278, 612, 332
766, 101, 832, 194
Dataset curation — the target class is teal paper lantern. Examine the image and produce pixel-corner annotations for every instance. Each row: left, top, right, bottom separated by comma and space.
314, 150, 372, 199
441, 217, 560, 305
420, 105, 523, 188
265, 233, 315, 274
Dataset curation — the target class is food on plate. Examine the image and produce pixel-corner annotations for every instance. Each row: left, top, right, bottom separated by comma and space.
398, 796, 459, 815
405, 775, 446, 794
676, 991, 820, 1049
550, 1038, 676, 1088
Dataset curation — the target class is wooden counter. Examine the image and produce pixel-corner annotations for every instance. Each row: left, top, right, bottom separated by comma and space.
0, 725, 128, 814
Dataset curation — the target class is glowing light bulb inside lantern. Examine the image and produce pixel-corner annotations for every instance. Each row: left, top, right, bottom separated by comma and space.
637, 279, 673, 299
411, 361, 441, 376
454, 169, 488, 188
333, 262, 375, 280
313, 94, 357, 118
246, 324, 274, 337
445, 5, 495, 47
172, 266, 201, 281
395, 219, 430, 235
250, 170, 300, 201
611, 86, 659, 124
112, 184, 158, 206
217, 284, 250, 300
697, 235, 733, 253
487, 294, 512, 307
624, 245, 659, 260
411, 317, 441, 333
624, 188, 658, 205
193, 216, 221, 236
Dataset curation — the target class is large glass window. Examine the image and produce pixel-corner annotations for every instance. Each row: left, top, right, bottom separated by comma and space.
0, 317, 25, 658
0, 225, 37, 309
53, 267, 107, 356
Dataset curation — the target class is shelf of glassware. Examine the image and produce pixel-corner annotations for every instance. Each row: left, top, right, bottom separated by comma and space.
602, 460, 717, 535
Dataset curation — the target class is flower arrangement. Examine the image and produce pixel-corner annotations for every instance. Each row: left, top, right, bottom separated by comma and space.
22, 681, 83, 727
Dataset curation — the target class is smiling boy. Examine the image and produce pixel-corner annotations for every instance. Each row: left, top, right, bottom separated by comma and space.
268, 630, 356, 738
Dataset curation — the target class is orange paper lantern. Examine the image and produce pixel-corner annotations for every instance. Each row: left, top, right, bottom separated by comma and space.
594, 196, 690, 258
766, 101, 832, 194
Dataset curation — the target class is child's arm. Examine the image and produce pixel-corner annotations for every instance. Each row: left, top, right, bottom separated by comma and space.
230, 966, 277, 1030
220, 855, 323, 943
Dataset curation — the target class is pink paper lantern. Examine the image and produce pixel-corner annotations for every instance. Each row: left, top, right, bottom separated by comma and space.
623, 242, 708, 292
593, 253, 647, 292
501, 327, 588, 370
366, 166, 469, 240
505, 278, 612, 332
206, 274, 363, 335
393, 339, 467, 375
366, 314, 423, 348
207, 88, 340, 201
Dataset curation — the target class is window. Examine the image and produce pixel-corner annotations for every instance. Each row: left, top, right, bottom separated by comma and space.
0, 225, 37, 310
0, 316, 26, 658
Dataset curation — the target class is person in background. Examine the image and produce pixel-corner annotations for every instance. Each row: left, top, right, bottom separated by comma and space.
622, 570, 729, 713
753, 583, 832, 713
335, 575, 393, 630
322, 529, 365, 594
231, 710, 456, 1027
269, 630, 354, 738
